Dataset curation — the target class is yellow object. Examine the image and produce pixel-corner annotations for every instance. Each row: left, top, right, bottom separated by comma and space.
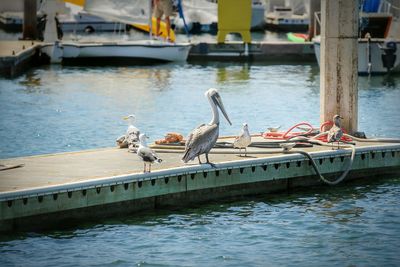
132, 17, 176, 42
217, 0, 252, 43
63, 0, 175, 41
64, 0, 85, 6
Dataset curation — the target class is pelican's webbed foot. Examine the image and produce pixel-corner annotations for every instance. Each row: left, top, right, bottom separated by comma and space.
205, 153, 216, 168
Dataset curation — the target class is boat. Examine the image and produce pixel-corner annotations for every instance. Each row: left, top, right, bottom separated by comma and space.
287, 32, 308, 42
313, 36, 400, 75
41, 40, 191, 64
40, 0, 191, 64
264, 0, 309, 32
312, 4, 400, 75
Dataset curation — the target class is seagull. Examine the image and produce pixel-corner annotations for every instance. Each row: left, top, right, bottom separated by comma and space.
267, 125, 281, 132
116, 114, 140, 152
137, 134, 162, 173
182, 88, 232, 165
327, 114, 344, 149
233, 123, 252, 156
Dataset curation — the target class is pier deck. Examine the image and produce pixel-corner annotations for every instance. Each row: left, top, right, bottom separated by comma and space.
1, 136, 400, 232
0, 40, 43, 77
0, 137, 398, 194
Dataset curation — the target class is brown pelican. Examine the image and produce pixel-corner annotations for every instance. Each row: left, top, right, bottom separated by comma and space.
327, 114, 344, 149
137, 134, 162, 173
116, 114, 140, 152
233, 123, 252, 156
182, 88, 232, 165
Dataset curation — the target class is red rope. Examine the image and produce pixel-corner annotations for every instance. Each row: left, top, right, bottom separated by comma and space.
262, 122, 314, 140
262, 121, 353, 142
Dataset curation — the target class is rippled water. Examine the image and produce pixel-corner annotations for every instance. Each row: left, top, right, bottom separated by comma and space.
0, 63, 399, 159
0, 61, 400, 266
1, 177, 399, 266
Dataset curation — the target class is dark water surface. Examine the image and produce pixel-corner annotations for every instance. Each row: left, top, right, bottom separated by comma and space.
1, 177, 399, 266
0, 63, 399, 266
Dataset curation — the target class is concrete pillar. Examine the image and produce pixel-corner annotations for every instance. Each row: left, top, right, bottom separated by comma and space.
23, 0, 37, 40
320, 0, 358, 133
308, 0, 321, 40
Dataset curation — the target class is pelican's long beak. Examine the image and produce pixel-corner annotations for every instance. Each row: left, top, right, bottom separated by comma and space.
123, 116, 129, 120
213, 93, 232, 125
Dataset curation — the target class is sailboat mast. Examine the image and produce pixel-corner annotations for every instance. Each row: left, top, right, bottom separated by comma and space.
148, 0, 153, 39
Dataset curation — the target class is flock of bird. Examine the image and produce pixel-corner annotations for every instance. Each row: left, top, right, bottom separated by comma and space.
117, 88, 344, 173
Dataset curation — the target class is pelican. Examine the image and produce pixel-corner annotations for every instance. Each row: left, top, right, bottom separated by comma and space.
182, 88, 232, 165
233, 123, 252, 156
137, 134, 162, 173
116, 114, 140, 152
327, 114, 344, 149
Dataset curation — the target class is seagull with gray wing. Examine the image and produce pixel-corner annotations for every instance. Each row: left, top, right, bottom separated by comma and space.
327, 114, 343, 149
137, 134, 162, 173
116, 114, 140, 152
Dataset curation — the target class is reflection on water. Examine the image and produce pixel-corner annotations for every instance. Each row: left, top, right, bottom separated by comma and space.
1, 62, 399, 158
216, 63, 251, 83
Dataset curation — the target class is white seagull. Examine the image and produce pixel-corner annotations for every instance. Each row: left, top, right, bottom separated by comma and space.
233, 123, 252, 156
182, 88, 232, 165
116, 114, 140, 152
327, 114, 344, 149
137, 134, 162, 173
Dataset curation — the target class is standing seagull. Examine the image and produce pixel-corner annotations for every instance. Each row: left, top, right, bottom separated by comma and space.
327, 114, 344, 149
116, 114, 140, 151
137, 134, 162, 173
182, 88, 232, 165
233, 123, 252, 156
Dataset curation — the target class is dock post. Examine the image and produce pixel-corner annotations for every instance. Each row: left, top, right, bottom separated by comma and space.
23, 0, 37, 40
320, 0, 359, 133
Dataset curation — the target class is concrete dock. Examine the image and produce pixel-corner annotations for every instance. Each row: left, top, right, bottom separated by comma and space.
1, 136, 399, 232
0, 40, 43, 77
0, 40, 316, 78
188, 41, 315, 62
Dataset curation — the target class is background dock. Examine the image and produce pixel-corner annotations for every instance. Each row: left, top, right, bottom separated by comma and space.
0, 40, 43, 77
0, 40, 316, 78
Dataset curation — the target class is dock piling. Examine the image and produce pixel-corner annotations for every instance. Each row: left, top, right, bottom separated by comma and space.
22, 0, 37, 40
320, 0, 359, 133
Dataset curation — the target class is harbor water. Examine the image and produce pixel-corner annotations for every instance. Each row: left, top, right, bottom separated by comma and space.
1, 54, 400, 265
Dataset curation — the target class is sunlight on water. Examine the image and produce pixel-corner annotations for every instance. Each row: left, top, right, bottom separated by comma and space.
1, 63, 399, 159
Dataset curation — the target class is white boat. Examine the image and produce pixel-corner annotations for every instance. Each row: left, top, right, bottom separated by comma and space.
41, 40, 191, 64
264, 0, 309, 32
265, 6, 309, 32
312, 9, 400, 75
313, 36, 400, 75
40, 0, 191, 64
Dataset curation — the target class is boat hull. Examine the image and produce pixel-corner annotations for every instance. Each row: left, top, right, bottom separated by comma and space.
313, 38, 400, 75
41, 41, 192, 64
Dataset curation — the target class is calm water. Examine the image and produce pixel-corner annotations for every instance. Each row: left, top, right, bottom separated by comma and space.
0, 61, 400, 266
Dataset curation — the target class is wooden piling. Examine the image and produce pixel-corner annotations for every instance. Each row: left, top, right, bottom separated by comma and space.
320, 0, 359, 133
22, 0, 37, 40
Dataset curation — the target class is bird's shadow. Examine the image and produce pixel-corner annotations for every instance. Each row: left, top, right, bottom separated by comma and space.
236, 155, 257, 158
